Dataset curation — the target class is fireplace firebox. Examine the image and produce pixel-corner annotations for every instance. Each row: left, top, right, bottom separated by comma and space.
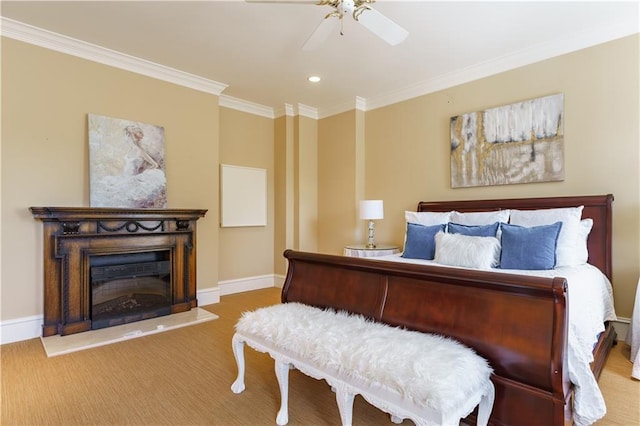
90, 251, 172, 329
30, 207, 207, 337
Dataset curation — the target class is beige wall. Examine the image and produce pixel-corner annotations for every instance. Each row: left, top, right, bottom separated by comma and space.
295, 115, 318, 253
1, 38, 220, 320
274, 113, 319, 273
273, 115, 289, 275
317, 110, 360, 255
360, 35, 638, 318
1, 32, 638, 328
218, 107, 274, 281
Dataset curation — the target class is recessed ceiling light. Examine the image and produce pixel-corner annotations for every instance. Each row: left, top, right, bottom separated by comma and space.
308, 75, 321, 83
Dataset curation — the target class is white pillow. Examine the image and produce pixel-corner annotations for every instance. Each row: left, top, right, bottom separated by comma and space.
434, 232, 500, 270
509, 206, 584, 267
405, 211, 451, 226
450, 210, 510, 225
575, 218, 593, 265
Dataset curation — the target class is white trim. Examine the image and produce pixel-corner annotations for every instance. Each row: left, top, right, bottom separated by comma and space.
197, 285, 221, 306
0, 286, 220, 344
612, 317, 630, 344
218, 274, 276, 296
0, 17, 227, 96
219, 94, 274, 119
364, 18, 639, 112
320, 98, 364, 119
273, 105, 288, 118
285, 103, 295, 117
3, 15, 636, 119
0, 306, 633, 345
297, 103, 319, 120
0, 314, 43, 345
274, 274, 286, 289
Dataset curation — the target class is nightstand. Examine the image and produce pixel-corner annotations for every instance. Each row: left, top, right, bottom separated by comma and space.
343, 244, 400, 258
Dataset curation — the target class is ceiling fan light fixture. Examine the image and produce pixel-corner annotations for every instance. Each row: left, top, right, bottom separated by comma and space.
308, 75, 321, 83
255, 0, 409, 51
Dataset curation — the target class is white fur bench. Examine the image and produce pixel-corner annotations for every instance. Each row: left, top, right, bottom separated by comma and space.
230, 302, 495, 426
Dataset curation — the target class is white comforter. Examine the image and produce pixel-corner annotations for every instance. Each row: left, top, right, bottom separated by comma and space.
373, 254, 617, 426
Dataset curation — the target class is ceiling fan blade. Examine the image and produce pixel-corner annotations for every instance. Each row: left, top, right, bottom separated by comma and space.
355, 6, 408, 46
302, 16, 340, 51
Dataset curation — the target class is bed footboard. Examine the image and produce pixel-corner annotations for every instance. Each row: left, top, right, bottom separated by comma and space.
282, 249, 569, 426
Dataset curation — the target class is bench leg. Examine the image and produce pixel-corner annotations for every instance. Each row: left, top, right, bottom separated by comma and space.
275, 359, 291, 425
230, 334, 246, 394
476, 382, 495, 426
390, 415, 403, 424
335, 384, 355, 426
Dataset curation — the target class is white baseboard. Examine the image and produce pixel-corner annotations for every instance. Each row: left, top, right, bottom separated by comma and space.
197, 285, 220, 306
200, 274, 285, 305
0, 314, 43, 345
2, 286, 631, 346
274, 274, 286, 288
612, 317, 630, 342
0, 284, 222, 345
217, 274, 277, 296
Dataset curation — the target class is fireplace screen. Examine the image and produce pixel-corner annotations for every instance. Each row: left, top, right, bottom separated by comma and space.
90, 251, 172, 330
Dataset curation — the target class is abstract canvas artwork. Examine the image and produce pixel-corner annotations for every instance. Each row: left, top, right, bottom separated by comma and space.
88, 114, 167, 208
450, 94, 564, 188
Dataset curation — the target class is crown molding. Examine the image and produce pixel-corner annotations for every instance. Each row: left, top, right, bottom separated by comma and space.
297, 104, 318, 120
272, 103, 318, 119
285, 104, 295, 117
273, 105, 287, 118
364, 18, 639, 112
219, 94, 274, 119
0, 17, 228, 96
3, 15, 637, 119
318, 97, 366, 119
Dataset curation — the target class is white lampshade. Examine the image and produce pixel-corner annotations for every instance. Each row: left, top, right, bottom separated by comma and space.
359, 200, 384, 220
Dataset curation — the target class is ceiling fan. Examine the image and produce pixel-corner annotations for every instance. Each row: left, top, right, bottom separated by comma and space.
247, 0, 409, 51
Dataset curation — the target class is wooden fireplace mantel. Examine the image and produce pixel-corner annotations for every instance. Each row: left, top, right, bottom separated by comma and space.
30, 207, 207, 337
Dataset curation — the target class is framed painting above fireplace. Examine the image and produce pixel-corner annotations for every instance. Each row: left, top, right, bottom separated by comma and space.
88, 114, 167, 208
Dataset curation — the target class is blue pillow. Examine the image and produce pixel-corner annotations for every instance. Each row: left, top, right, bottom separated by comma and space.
402, 223, 446, 260
448, 222, 499, 237
500, 222, 563, 270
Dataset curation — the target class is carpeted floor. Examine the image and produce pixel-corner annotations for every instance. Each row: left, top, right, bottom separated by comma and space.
1, 287, 638, 425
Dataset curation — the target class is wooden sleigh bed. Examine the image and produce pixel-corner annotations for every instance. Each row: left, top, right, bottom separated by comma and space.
280, 194, 616, 426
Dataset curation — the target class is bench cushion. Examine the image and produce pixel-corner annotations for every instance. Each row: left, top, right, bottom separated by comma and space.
236, 302, 493, 413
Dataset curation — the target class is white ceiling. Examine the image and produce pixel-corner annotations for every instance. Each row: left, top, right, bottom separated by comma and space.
1, 1, 638, 117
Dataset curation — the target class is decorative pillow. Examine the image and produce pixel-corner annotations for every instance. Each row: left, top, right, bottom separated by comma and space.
447, 222, 500, 237
450, 210, 510, 225
405, 211, 451, 226
509, 206, 583, 267
500, 222, 563, 270
434, 232, 500, 270
402, 223, 446, 260
575, 218, 593, 265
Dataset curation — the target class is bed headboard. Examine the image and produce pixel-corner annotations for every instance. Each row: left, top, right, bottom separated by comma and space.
417, 194, 614, 280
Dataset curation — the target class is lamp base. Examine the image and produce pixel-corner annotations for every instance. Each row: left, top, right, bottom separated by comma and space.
366, 220, 376, 249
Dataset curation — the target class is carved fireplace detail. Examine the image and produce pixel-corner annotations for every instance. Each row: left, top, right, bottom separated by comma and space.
30, 207, 207, 337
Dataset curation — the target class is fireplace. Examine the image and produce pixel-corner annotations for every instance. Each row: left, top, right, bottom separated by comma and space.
90, 251, 172, 329
30, 207, 207, 337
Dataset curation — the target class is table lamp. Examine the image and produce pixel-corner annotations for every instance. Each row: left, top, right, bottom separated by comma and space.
359, 200, 384, 248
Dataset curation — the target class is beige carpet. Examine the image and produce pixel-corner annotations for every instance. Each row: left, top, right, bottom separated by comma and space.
40, 307, 218, 357
2, 288, 636, 425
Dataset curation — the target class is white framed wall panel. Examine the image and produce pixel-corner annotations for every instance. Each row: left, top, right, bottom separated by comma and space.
220, 164, 267, 227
